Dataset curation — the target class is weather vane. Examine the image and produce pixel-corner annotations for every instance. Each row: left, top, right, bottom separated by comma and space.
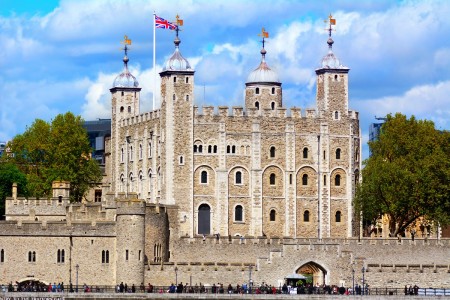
258, 27, 269, 48
121, 35, 132, 55
324, 14, 336, 38
173, 14, 184, 37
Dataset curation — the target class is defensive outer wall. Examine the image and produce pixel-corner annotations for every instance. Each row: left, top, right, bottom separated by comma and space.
148, 237, 450, 288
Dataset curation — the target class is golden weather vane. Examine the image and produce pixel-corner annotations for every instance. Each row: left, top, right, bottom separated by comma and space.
122, 35, 132, 46
324, 14, 336, 37
258, 27, 269, 48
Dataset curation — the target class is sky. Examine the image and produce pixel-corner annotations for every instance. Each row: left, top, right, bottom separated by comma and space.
1, 0, 450, 160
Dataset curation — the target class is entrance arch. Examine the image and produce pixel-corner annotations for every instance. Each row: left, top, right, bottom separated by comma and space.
296, 261, 328, 286
198, 204, 211, 235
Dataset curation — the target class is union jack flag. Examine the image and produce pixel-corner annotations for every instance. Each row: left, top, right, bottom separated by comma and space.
155, 15, 177, 30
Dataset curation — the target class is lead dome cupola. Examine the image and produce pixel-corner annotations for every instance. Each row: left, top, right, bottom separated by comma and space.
163, 35, 192, 71
246, 46, 279, 84
113, 44, 139, 88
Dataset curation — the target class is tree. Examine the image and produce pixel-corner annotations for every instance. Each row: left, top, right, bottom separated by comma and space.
0, 163, 28, 218
355, 113, 450, 237
3, 112, 102, 202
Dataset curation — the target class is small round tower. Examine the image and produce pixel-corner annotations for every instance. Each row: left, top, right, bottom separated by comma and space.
115, 197, 146, 286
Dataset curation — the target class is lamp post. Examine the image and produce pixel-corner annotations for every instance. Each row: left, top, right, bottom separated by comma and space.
361, 266, 365, 295
175, 266, 178, 286
352, 268, 355, 295
248, 265, 253, 294
75, 264, 79, 293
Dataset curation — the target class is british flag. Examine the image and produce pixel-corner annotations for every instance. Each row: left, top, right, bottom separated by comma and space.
155, 15, 177, 30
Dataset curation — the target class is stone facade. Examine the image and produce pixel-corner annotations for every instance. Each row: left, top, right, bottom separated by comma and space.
0, 31, 449, 290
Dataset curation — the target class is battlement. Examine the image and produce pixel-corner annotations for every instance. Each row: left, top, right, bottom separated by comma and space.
120, 109, 161, 128
0, 219, 116, 237
116, 196, 146, 215
194, 105, 321, 119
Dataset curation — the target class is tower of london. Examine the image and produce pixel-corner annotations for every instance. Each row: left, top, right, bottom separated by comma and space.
108, 28, 361, 240
1, 25, 449, 291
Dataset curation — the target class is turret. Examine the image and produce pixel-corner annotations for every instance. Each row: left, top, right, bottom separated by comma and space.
245, 28, 282, 111
315, 17, 349, 119
110, 36, 141, 196
115, 197, 146, 286
159, 19, 195, 236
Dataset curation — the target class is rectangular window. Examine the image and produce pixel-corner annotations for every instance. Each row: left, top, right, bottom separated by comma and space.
94, 190, 102, 202
126, 250, 129, 261
324, 175, 327, 186
139, 250, 141, 261
0, 249, 4, 262
289, 174, 293, 185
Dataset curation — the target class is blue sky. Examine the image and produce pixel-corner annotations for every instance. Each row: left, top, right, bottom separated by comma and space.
1, 0, 450, 160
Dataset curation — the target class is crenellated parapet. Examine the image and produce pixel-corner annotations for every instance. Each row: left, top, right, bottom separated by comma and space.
193, 105, 328, 120
119, 109, 161, 128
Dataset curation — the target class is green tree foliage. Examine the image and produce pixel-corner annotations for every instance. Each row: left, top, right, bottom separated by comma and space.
3, 112, 102, 202
0, 163, 28, 218
355, 113, 450, 236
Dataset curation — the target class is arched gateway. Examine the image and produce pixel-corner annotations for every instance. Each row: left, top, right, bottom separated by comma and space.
296, 261, 328, 286
198, 204, 211, 235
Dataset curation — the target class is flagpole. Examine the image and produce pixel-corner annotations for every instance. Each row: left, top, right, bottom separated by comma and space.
153, 11, 156, 110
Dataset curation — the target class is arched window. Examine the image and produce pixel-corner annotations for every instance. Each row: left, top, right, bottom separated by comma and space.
270, 209, 276, 221
255, 101, 260, 110
213, 145, 218, 153
201, 170, 208, 184
173, 94, 176, 101
120, 106, 124, 113
194, 145, 198, 153
269, 173, 276, 185
302, 174, 308, 186
198, 204, 211, 235
271, 87, 275, 94
139, 144, 143, 160
271, 102, 275, 110
235, 171, 242, 184
335, 211, 342, 223
208, 145, 212, 153
227, 145, 231, 153
231, 145, 235, 154
255, 87, 260, 94
148, 171, 153, 200
148, 142, 152, 158
336, 148, 341, 160
303, 210, 310, 222
186, 95, 189, 101
270, 146, 275, 158
235, 205, 243, 222
335, 174, 341, 186
128, 106, 131, 113
335, 111, 339, 119
120, 174, 124, 192
303, 147, 308, 159
138, 172, 144, 196
198, 145, 203, 153
121, 148, 124, 162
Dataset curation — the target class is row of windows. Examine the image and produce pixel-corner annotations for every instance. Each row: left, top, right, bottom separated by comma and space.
232, 206, 342, 223
121, 140, 161, 162
1, 249, 146, 264
200, 170, 342, 186
194, 145, 218, 153
173, 76, 190, 84
254, 101, 277, 110
254, 87, 276, 95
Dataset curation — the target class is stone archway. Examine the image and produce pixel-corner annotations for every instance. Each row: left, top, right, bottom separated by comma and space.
296, 261, 327, 286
